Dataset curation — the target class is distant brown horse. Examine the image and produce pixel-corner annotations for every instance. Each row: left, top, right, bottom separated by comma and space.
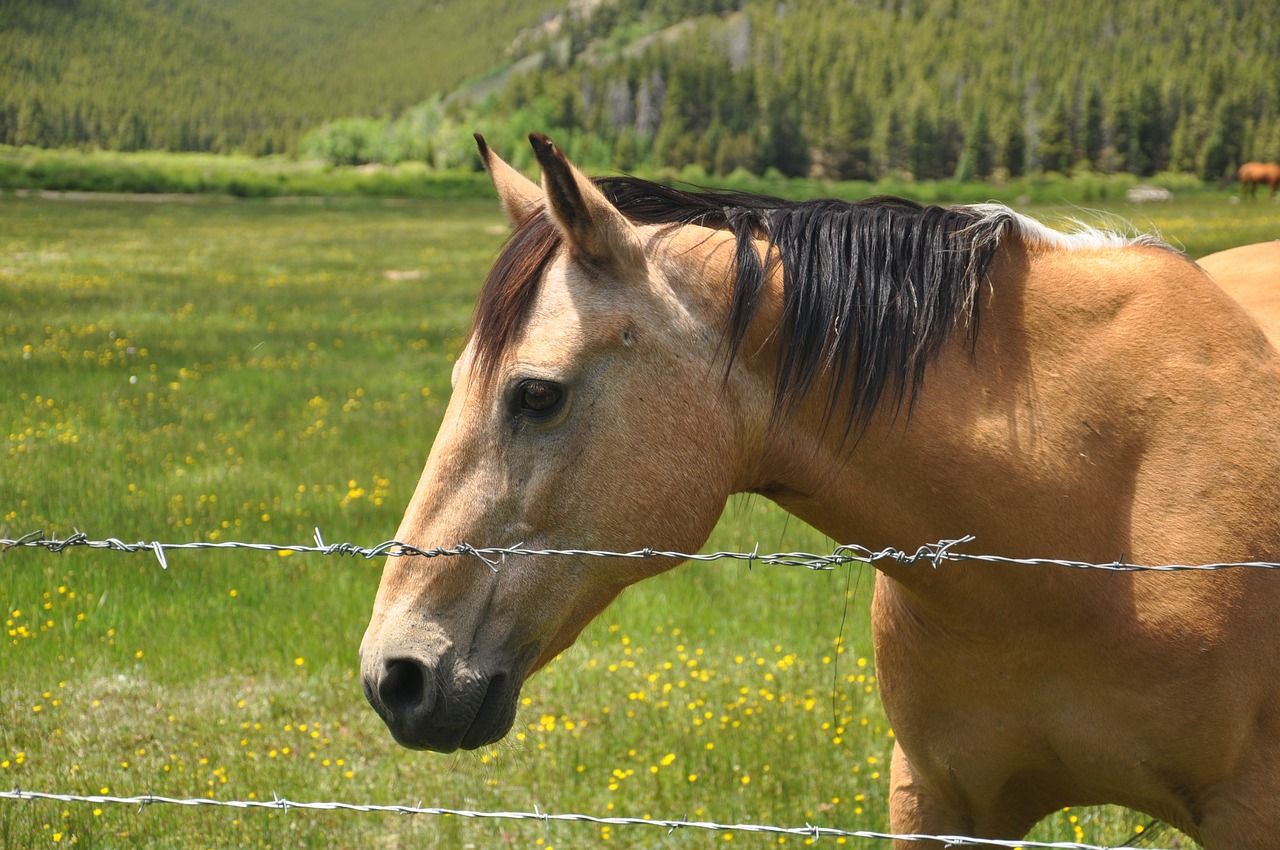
1237, 161, 1280, 199
361, 134, 1280, 847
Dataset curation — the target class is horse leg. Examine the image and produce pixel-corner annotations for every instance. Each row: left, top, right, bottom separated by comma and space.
1198, 797, 1280, 849
1196, 751, 1280, 849
887, 741, 1049, 849
887, 741, 969, 850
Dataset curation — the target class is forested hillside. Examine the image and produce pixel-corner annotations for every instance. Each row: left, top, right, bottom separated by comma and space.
4, 0, 1278, 181
0, 0, 560, 155
451, 0, 1280, 180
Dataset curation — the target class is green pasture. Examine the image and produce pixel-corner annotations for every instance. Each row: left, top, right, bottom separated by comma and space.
0, 144, 1251, 210
2, 192, 1277, 849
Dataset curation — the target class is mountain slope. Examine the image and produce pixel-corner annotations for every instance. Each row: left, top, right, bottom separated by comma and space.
459, 0, 1280, 180
0, 0, 561, 153
4, 0, 1278, 182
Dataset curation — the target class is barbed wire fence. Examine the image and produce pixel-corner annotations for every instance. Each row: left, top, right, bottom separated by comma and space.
5, 528, 1250, 848
0, 789, 1163, 850
8, 528, 1280, 573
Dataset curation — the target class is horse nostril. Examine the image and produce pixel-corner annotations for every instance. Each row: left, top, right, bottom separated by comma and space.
378, 657, 432, 717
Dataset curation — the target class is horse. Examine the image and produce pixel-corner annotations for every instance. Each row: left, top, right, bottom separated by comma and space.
360, 134, 1280, 848
1237, 161, 1280, 200
1199, 241, 1280, 345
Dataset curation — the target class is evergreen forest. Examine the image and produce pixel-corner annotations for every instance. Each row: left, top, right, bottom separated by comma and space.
0, 0, 561, 155
4, 0, 1278, 182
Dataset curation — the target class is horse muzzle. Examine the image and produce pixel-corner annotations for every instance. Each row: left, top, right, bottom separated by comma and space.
360, 644, 525, 753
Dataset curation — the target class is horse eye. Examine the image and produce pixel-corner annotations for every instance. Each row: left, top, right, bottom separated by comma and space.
515, 380, 564, 418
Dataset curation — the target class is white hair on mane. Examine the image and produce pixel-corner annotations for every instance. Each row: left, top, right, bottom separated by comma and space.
965, 203, 1173, 252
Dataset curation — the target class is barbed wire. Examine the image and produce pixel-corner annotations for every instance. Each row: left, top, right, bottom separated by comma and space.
2, 528, 1187, 848
4, 528, 1280, 574
0, 789, 1163, 850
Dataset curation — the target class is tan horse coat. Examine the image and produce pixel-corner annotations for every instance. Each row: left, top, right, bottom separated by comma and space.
362, 137, 1280, 847
857, 242, 1280, 841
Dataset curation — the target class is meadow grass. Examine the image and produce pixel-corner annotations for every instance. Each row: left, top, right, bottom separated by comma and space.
0, 144, 1243, 211
2, 192, 1277, 848
0, 147, 497, 201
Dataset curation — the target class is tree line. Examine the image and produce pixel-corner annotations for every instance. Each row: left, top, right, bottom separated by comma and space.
450, 0, 1279, 181
0, 0, 559, 157
5, 0, 1278, 183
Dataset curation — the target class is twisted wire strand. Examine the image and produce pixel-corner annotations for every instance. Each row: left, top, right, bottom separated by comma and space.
2, 531, 1194, 847
4, 529, 1280, 573
0, 789, 1159, 850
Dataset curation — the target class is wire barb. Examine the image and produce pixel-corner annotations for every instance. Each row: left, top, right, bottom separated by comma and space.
0, 525, 1217, 850
5, 529, 1280, 573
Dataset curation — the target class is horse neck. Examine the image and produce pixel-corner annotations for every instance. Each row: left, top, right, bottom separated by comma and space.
735, 240, 1123, 589
702, 227, 1021, 562
739, 235, 1280, 590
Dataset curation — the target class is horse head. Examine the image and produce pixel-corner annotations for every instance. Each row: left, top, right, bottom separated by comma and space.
358, 135, 762, 751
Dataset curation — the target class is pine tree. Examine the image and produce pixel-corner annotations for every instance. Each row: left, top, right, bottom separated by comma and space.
15, 97, 48, 147
1079, 85, 1104, 169
999, 114, 1027, 178
908, 101, 937, 180
1037, 98, 1073, 175
954, 104, 992, 182
653, 76, 696, 169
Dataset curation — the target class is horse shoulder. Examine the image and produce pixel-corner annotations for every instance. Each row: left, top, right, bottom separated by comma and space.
1021, 245, 1280, 555
1016, 244, 1270, 378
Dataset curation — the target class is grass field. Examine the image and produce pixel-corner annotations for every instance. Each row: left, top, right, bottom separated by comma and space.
2, 191, 1277, 849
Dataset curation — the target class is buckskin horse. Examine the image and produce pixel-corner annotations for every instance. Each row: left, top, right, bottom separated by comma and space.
361, 134, 1280, 847
1237, 161, 1280, 200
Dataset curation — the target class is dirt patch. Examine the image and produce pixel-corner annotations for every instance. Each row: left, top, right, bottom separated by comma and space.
26, 189, 208, 204
382, 269, 424, 282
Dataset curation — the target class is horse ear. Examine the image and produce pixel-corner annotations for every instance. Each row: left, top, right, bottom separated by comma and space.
474, 134, 543, 229
528, 133, 645, 272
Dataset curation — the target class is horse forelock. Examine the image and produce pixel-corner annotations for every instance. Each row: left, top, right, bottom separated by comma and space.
468, 212, 561, 387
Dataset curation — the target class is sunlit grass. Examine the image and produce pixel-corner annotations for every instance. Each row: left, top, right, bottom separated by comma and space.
1043, 195, 1280, 257
2, 193, 1274, 847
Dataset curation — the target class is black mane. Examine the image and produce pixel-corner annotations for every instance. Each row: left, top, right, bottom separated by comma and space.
472, 177, 1014, 438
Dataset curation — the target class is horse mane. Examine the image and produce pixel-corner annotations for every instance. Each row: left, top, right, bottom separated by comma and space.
471, 178, 1020, 437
